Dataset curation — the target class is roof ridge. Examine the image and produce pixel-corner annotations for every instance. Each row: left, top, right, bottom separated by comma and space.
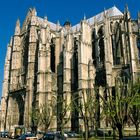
72, 6, 123, 31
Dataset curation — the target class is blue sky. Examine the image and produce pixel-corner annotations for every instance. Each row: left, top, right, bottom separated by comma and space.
0, 0, 140, 97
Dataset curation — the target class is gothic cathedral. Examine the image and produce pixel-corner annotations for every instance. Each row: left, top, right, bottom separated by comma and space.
1, 6, 140, 131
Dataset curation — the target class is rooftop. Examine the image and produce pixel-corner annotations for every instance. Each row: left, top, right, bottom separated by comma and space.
36, 6, 123, 32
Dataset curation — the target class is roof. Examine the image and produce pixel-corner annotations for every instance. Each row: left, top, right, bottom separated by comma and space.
37, 17, 59, 31
37, 6, 123, 32
72, 6, 123, 32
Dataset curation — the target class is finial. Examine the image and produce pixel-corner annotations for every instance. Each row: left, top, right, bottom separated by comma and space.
10, 37, 13, 46
57, 20, 60, 26
125, 4, 131, 19
16, 18, 20, 27
84, 13, 86, 20
76, 26, 78, 32
15, 19, 20, 35
56, 20, 60, 31
32, 7, 37, 16
44, 16, 48, 21
138, 11, 140, 19
94, 16, 97, 25
103, 8, 106, 18
125, 4, 129, 13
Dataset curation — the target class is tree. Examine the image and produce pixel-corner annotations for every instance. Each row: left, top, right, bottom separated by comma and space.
40, 103, 53, 133
30, 107, 41, 134
73, 89, 98, 140
40, 95, 56, 133
129, 79, 140, 136
96, 77, 131, 139
57, 94, 72, 134
30, 95, 56, 133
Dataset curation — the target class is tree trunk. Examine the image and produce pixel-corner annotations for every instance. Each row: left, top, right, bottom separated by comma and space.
116, 123, 123, 139
112, 126, 116, 140
45, 126, 48, 133
135, 124, 139, 136
84, 119, 89, 140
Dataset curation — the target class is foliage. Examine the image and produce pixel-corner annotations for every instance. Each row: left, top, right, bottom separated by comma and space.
40, 95, 56, 132
30, 94, 56, 133
30, 107, 41, 134
40, 103, 53, 132
96, 77, 131, 139
57, 94, 72, 133
128, 78, 140, 136
72, 89, 98, 140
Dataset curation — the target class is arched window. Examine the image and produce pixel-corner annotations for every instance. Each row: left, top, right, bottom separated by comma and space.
137, 38, 140, 63
50, 39, 55, 72
97, 26, 105, 68
113, 22, 123, 65
92, 28, 97, 66
71, 37, 78, 91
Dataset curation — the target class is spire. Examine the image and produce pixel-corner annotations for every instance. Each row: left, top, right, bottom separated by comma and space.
10, 37, 13, 46
94, 16, 97, 26
103, 8, 107, 18
125, 4, 129, 13
14, 19, 20, 35
43, 16, 48, 27
76, 26, 78, 32
84, 13, 86, 20
56, 20, 60, 31
138, 11, 140, 19
125, 4, 131, 20
32, 7, 37, 16
44, 16, 48, 21
57, 20, 60, 26
16, 19, 20, 27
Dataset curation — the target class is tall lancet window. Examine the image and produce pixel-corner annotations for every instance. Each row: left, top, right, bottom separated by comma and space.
97, 26, 105, 68
72, 37, 78, 91
50, 39, 55, 72
110, 21, 116, 65
137, 38, 140, 63
114, 22, 123, 65
92, 28, 97, 67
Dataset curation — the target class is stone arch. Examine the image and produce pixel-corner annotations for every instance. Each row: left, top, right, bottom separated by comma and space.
8, 92, 25, 127
15, 94, 25, 125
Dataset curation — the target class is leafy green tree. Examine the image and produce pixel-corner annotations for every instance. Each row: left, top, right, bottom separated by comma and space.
30, 94, 56, 133
30, 107, 41, 134
73, 89, 98, 140
40, 103, 53, 133
40, 95, 56, 133
57, 94, 72, 135
97, 77, 130, 139
129, 79, 140, 136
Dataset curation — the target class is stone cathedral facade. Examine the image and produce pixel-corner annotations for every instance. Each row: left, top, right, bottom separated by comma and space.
1, 6, 140, 131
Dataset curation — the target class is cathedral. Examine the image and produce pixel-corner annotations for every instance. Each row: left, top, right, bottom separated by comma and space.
1, 5, 140, 132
